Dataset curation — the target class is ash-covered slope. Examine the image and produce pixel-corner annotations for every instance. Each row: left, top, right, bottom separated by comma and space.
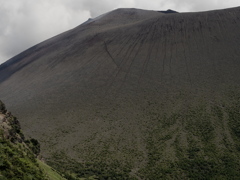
1, 7, 240, 179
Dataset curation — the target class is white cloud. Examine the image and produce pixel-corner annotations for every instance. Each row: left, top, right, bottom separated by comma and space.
0, 0, 239, 64
0, 0, 91, 64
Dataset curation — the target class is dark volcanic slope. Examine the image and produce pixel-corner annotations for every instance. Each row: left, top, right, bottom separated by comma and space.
1, 7, 240, 179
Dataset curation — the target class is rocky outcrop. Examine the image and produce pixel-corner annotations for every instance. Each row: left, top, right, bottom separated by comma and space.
0, 100, 45, 179
0, 101, 24, 143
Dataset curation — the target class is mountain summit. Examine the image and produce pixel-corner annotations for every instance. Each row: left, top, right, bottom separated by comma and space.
1, 7, 240, 179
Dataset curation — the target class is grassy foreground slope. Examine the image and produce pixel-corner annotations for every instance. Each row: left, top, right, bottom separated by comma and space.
0, 100, 65, 180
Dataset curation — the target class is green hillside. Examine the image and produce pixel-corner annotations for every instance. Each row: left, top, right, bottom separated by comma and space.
0, 100, 65, 180
45, 88, 240, 179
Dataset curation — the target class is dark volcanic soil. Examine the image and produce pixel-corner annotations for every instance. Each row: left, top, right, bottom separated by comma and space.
1, 7, 240, 179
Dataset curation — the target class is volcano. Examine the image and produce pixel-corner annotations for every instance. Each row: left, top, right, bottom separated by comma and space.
1, 7, 240, 179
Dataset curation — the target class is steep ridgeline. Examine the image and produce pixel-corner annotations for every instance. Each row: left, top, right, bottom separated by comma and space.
1, 7, 240, 179
0, 100, 45, 179
0, 100, 65, 180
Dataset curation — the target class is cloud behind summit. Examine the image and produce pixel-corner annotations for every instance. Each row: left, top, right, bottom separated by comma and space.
0, 0, 239, 64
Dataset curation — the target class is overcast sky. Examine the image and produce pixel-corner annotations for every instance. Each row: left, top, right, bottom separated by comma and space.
0, 0, 239, 64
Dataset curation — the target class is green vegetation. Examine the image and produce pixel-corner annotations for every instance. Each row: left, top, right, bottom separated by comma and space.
0, 100, 65, 180
42, 90, 240, 179
2, 89, 240, 179
25, 138, 41, 155
0, 100, 45, 179
0, 133, 66, 180
135, 90, 240, 179
37, 160, 66, 180
0, 130, 46, 179
48, 151, 133, 180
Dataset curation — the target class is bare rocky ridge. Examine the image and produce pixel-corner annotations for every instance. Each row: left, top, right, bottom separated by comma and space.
1, 7, 240, 179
